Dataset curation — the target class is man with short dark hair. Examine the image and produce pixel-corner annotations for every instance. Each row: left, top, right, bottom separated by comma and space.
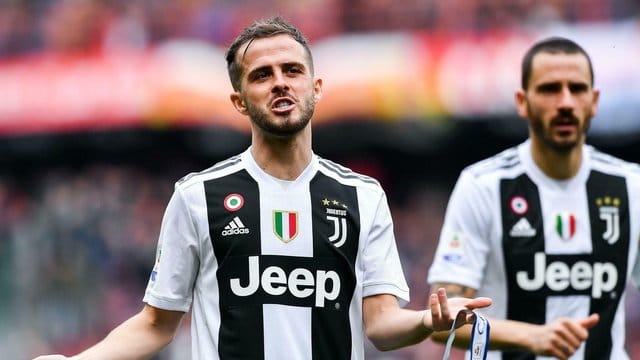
33, 16, 491, 360
428, 37, 640, 359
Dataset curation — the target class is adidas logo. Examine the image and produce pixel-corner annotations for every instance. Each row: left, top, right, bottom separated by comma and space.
222, 216, 250, 236
509, 217, 536, 237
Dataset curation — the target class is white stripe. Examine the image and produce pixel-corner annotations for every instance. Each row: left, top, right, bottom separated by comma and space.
560, 213, 570, 239
282, 212, 292, 240
547, 296, 589, 359
263, 305, 311, 360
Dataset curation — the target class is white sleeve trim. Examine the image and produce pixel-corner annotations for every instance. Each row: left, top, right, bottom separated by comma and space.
143, 292, 192, 313
363, 283, 410, 307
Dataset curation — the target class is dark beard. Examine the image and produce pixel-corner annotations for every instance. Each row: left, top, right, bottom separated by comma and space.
246, 97, 315, 137
527, 103, 591, 153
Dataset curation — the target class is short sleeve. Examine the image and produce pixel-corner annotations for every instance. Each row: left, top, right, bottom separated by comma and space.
428, 170, 493, 290
360, 190, 410, 306
143, 186, 200, 312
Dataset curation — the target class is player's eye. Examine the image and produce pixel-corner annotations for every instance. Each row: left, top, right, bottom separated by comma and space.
537, 83, 561, 94
283, 63, 305, 75
569, 83, 589, 94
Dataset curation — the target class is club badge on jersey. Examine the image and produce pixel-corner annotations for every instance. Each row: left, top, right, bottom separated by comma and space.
442, 310, 490, 360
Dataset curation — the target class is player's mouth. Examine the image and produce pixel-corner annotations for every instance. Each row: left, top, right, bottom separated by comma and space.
551, 116, 578, 133
554, 123, 577, 132
271, 97, 295, 114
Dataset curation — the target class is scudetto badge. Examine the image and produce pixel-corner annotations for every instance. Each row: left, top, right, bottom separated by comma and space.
224, 193, 245, 212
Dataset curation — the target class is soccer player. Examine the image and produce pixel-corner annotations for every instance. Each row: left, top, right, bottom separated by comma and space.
427, 36, 640, 359
33, 17, 491, 360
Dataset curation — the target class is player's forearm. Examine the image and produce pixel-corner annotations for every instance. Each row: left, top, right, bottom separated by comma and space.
72, 309, 179, 360
366, 308, 432, 351
482, 318, 537, 351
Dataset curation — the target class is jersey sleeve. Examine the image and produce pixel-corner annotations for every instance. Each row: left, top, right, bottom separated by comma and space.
143, 185, 200, 312
427, 169, 493, 290
360, 189, 410, 306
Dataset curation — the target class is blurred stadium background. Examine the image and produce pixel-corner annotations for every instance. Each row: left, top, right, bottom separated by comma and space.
1, 0, 639, 359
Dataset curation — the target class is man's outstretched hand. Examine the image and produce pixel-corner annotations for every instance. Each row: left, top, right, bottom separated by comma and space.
426, 288, 492, 332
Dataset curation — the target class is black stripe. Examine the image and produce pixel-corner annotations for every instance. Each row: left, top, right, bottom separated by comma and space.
205, 169, 263, 360
309, 172, 360, 360
584, 170, 629, 360
501, 174, 542, 360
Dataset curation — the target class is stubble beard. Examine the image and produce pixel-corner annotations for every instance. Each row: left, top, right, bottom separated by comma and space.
528, 103, 592, 154
245, 94, 315, 137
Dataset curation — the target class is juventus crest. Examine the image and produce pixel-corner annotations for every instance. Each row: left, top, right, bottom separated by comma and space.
322, 198, 348, 248
597, 196, 620, 245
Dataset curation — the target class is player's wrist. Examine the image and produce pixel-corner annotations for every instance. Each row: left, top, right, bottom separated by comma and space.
505, 320, 538, 352
420, 310, 433, 333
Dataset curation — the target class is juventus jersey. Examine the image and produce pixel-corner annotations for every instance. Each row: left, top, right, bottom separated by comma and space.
143, 148, 409, 360
428, 140, 640, 360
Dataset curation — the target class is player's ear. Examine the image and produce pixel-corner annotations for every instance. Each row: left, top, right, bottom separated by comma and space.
515, 89, 528, 118
590, 88, 600, 118
313, 78, 323, 104
230, 92, 249, 115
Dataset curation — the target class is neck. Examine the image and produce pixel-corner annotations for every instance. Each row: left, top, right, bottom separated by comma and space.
250, 128, 312, 181
530, 138, 583, 180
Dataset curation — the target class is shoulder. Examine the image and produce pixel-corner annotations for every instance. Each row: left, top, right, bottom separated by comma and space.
462, 145, 522, 179
588, 146, 640, 179
316, 156, 383, 191
175, 153, 245, 191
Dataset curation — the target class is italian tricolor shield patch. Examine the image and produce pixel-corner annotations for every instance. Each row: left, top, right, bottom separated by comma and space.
273, 210, 298, 243
555, 212, 576, 240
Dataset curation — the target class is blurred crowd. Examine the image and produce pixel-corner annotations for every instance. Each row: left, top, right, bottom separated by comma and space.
0, 162, 189, 358
1, 159, 639, 359
1, 0, 639, 58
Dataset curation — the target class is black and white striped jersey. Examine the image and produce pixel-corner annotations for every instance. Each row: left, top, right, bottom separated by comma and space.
428, 140, 640, 360
144, 148, 409, 360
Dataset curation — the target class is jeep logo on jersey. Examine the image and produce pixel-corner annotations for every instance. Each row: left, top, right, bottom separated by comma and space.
516, 252, 618, 298
596, 197, 620, 245
273, 210, 298, 243
230, 256, 341, 307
